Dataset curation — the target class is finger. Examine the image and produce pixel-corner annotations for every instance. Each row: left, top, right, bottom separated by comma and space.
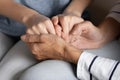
26, 43, 38, 55
32, 26, 40, 34
29, 43, 48, 60
61, 32, 69, 43
23, 42, 39, 56
26, 29, 35, 34
38, 24, 48, 34
21, 34, 41, 43
70, 24, 82, 35
30, 43, 41, 55
54, 24, 62, 37
45, 21, 56, 35
59, 16, 69, 36
69, 17, 84, 32
51, 16, 59, 25
70, 21, 90, 35
51, 16, 60, 35
21, 34, 51, 43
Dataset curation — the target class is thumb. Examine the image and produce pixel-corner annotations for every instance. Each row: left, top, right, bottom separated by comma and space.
70, 21, 89, 35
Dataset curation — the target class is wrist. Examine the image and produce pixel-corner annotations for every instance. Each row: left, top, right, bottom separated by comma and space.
63, 0, 91, 17
64, 44, 83, 64
63, 10, 82, 17
22, 11, 40, 26
98, 17, 120, 44
95, 27, 107, 46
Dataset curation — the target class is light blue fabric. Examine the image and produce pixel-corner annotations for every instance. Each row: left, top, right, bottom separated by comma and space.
0, 16, 26, 36
0, 0, 70, 36
19, 60, 78, 80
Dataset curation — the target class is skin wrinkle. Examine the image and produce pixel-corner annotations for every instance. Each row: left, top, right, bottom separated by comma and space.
21, 34, 82, 64
33, 35, 65, 60
17, 0, 92, 63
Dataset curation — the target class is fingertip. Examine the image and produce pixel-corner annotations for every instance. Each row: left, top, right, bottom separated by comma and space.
21, 35, 26, 41
52, 16, 58, 25
26, 29, 34, 35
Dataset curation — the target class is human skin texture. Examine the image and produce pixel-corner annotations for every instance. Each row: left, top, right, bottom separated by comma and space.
21, 34, 83, 64
68, 17, 120, 49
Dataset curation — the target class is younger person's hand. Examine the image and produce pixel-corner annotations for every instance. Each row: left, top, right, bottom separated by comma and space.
25, 14, 56, 35
52, 13, 84, 41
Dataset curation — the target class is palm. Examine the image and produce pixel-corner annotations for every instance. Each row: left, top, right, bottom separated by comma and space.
68, 21, 104, 50
69, 35, 101, 49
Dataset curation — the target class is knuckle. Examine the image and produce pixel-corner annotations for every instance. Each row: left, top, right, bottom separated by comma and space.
38, 24, 46, 30
26, 29, 34, 34
38, 23, 42, 27
32, 26, 36, 30
44, 19, 51, 23
39, 34, 45, 40
63, 16, 68, 20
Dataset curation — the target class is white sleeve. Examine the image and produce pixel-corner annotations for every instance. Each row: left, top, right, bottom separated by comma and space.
107, 0, 120, 23
77, 52, 120, 80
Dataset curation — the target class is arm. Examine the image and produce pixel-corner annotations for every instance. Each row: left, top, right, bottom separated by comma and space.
69, 1, 120, 49
64, 0, 92, 17
52, 0, 91, 39
0, 0, 38, 24
68, 17, 120, 49
99, 17, 120, 44
21, 34, 83, 64
0, 0, 55, 34
21, 34, 120, 80
77, 52, 120, 80
98, 0, 120, 44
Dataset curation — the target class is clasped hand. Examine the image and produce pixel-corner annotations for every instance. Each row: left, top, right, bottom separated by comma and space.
21, 13, 105, 61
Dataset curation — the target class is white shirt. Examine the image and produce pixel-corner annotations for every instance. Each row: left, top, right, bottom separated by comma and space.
77, 52, 120, 80
77, 1, 120, 80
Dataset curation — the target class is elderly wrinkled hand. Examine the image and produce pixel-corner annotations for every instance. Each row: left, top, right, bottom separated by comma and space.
21, 34, 82, 63
68, 21, 105, 49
